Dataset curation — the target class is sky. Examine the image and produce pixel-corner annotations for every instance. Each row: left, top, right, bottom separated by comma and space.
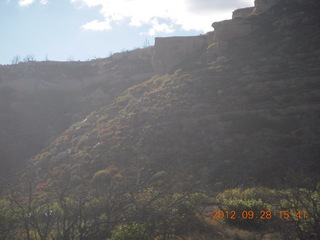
0, 0, 254, 65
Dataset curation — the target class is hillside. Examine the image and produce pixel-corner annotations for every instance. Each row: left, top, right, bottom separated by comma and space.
0, 47, 154, 179
28, 0, 320, 188
1, 0, 320, 239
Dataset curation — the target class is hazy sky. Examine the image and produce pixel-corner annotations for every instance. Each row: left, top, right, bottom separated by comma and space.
0, 0, 253, 64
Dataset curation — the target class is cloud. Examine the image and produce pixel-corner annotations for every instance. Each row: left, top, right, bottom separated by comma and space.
186, 0, 253, 12
147, 19, 175, 36
72, 0, 254, 34
18, 0, 36, 6
18, 0, 48, 6
81, 19, 111, 31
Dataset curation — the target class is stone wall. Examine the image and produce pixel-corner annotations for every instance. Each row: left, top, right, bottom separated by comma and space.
152, 36, 206, 74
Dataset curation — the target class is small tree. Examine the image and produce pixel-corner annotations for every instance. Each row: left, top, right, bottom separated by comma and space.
67, 55, 74, 62
23, 54, 35, 62
0, 199, 20, 239
142, 38, 150, 48
11, 55, 21, 65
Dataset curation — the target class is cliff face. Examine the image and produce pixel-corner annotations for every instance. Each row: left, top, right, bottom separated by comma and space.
1, 0, 319, 184
212, 18, 254, 42
232, 0, 279, 17
253, 0, 279, 13
25, 0, 320, 188
151, 0, 282, 74
1, 1, 320, 239
1, 0, 319, 186
232, 7, 254, 18
212, 0, 283, 44
152, 36, 207, 74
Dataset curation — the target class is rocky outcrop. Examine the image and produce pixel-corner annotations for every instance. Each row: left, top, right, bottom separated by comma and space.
212, 0, 282, 44
212, 18, 254, 42
152, 36, 206, 74
152, 0, 284, 74
232, 7, 254, 18
253, 0, 279, 14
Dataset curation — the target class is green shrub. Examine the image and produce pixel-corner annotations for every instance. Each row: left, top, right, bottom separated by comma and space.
215, 186, 320, 239
215, 188, 277, 231
0, 200, 20, 239
97, 114, 109, 123
116, 94, 134, 106
108, 222, 148, 240
207, 42, 218, 50
77, 133, 89, 148
275, 187, 320, 239
70, 120, 90, 130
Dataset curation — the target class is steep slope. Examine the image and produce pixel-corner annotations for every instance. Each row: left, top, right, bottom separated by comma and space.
0, 47, 154, 179
29, 0, 320, 190
1, 0, 320, 239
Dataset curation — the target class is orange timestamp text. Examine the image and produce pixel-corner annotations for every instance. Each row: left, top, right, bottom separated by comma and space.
211, 210, 307, 220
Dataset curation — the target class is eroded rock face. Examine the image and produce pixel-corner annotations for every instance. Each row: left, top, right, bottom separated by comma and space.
153, 36, 206, 74
153, 0, 283, 74
212, 0, 282, 44
232, 7, 254, 18
212, 18, 254, 42
253, 0, 279, 13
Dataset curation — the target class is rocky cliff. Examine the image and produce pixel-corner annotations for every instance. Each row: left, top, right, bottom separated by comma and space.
151, 0, 280, 74
152, 36, 206, 74
1, 0, 320, 239
0, 0, 319, 189
152, 0, 308, 74
24, 0, 320, 188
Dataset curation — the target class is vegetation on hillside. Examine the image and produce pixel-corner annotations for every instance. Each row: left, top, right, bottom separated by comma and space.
0, 1, 320, 239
